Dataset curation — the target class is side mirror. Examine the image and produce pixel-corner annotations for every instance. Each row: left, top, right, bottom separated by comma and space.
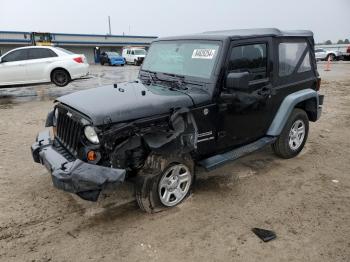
226, 72, 249, 90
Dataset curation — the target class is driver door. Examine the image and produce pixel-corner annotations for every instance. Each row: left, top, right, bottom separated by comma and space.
216, 37, 276, 150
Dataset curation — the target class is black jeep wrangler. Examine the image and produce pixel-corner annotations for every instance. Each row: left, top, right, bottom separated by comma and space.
32, 28, 323, 213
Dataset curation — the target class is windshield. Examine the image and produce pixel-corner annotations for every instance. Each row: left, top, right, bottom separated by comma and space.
142, 41, 220, 79
134, 49, 146, 55
106, 52, 120, 56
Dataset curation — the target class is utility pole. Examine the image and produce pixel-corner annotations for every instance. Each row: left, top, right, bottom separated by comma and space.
108, 16, 112, 35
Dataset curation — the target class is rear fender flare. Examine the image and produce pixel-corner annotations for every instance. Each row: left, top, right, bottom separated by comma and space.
267, 89, 319, 136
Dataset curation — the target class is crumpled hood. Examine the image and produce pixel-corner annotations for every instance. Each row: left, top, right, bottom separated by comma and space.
57, 82, 196, 126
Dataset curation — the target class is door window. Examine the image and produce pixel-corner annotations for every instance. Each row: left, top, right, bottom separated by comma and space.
228, 43, 267, 81
28, 48, 57, 60
278, 42, 311, 77
2, 49, 28, 62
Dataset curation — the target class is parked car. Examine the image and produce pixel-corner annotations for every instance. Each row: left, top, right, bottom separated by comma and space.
122, 47, 146, 65
314, 48, 341, 61
32, 28, 323, 213
0, 46, 89, 87
343, 45, 350, 61
99, 52, 125, 66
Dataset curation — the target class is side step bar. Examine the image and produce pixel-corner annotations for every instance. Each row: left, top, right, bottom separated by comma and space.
198, 136, 277, 171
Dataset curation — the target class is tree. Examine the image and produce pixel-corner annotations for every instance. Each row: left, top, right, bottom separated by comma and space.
337, 40, 344, 44
344, 39, 350, 44
324, 40, 332, 45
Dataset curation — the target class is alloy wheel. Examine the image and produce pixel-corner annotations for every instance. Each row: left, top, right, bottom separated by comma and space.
158, 164, 192, 207
288, 119, 305, 150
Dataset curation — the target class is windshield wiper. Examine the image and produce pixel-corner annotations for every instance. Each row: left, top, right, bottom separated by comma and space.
140, 70, 190, 90
140, 70, 158, 85
156, 72, 188, 90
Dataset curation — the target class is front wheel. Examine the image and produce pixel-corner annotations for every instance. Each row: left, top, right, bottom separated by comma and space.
135, 154, 194, 213
272, 108, 309, 159
51, 69, 70, 87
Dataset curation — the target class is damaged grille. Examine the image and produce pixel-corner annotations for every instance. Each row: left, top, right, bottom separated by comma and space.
56, 107, 84, 155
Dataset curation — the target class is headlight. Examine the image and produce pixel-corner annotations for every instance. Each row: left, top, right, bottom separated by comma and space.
84, 126, 99, 144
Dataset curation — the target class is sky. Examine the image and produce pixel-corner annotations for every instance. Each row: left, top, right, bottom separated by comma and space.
0, 0, 349, 43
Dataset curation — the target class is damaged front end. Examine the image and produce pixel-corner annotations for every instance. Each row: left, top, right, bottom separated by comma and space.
31, 105, 198, 202
101, 108, 198, 170
31, 129, 126, 201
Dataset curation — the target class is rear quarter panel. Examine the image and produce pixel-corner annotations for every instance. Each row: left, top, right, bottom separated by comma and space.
44, 56, 89, 80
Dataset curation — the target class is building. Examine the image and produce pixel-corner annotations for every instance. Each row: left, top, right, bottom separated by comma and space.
0, 31, 157, 63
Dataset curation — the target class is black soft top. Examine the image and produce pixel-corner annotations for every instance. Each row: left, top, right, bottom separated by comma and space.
157, 28, 313, 41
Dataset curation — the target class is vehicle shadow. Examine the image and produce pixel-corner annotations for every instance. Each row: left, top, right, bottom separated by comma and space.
64, 147, 279, 233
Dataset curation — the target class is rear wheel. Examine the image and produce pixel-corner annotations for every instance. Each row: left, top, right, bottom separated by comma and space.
272, 108, 309, 159
135, 154, 194, 213
51, 69, 70, 87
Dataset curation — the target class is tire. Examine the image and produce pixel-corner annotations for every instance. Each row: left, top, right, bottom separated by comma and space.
134, 60, 139, 66
272, 108, 309, 159
51, 69, 70, 87
135, 154, 194, 213
327, 53, 336, 61
121, 64, 125, 67
100, 61, 104, 66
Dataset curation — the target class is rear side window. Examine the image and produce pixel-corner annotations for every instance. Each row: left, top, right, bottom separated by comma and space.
2, 49, 28, 62
28, 48, 57, 59
297, 52, 311, 73
279, 42, 311, 77
228, 43, 267, 81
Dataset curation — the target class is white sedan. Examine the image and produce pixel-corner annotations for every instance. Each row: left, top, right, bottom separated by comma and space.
0, 46, 89, 87
314, 48, 341, 61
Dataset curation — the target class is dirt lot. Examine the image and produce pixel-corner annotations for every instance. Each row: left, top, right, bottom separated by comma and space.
0, 63, 349, 262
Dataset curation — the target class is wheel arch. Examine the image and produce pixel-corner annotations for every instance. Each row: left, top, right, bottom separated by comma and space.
50, 67, 71, 81
267, 89, 319, 136
295, 97, 318, 122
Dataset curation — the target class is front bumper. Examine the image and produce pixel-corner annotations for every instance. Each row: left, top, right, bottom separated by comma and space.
31, 129, 126, 201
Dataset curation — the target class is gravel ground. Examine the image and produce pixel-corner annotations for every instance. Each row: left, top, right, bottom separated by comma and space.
0, 63, 349, 262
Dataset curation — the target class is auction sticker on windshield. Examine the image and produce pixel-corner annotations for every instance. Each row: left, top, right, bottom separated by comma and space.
192, 49, 216, 59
